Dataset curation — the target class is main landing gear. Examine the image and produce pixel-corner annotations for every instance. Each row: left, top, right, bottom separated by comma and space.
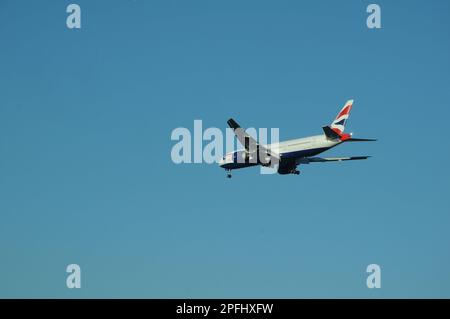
292, 169, 300, 175
226, 169, 232, 178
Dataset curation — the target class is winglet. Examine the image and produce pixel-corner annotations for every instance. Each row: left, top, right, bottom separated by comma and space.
227, 118, 240, 130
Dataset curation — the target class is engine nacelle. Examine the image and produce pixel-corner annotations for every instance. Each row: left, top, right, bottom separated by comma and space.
231, 150, 274, 166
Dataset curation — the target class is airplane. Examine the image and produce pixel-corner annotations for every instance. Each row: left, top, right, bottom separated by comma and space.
219, 100, 376, 178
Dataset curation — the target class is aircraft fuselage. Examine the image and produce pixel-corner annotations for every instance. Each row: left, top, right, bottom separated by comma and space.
219, 134, 340, 170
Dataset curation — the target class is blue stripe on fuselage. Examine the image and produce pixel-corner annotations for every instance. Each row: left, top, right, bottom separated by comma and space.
280, 147, 330, 159
220, 162, 259, 170
220, 147, 331, 170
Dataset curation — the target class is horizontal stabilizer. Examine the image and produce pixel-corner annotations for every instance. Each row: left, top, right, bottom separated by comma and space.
344, 138, 377, 142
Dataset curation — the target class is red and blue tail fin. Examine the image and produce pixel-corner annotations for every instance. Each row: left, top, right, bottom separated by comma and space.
322, 99, 377, 142
330, 99, 353, 135
322, 100, 353, 141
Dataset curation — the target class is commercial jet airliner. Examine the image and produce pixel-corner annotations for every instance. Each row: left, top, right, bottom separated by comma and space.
219, 100, 376, 178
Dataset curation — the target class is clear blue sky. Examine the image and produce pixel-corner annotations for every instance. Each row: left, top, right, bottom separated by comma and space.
1, 0, 449, 298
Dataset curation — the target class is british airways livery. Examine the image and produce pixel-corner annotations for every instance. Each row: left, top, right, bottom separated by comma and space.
219, 100, 376, 178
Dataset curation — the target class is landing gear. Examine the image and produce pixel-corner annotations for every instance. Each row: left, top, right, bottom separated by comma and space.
226, 169, 232, 178
290, 169, 300, 175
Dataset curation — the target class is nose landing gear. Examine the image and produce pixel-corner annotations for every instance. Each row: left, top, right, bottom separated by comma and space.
226, 169, 232, 178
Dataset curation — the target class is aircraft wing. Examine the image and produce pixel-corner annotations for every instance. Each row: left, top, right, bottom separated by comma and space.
227, 118, 280, 164
299, 156, 371, 164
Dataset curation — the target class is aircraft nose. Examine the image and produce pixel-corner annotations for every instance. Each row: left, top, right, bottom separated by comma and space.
219, 153, 234, 167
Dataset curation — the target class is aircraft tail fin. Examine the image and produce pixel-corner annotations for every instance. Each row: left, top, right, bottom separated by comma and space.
322, 126, 341, 140
330, 99, 353, 135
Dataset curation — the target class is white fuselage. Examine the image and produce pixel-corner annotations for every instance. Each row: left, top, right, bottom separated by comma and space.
269, 134, 340, 158
219, 134, 341, 169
